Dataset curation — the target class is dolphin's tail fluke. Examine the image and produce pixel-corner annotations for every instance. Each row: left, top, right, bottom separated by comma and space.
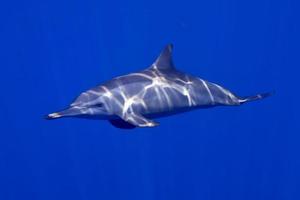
238, 92, 273, 104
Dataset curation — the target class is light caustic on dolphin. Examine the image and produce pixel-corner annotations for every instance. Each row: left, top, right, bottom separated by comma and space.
47, 44, 272, 129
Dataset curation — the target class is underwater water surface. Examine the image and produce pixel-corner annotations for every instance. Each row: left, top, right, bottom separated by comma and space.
0, 0, 299, 199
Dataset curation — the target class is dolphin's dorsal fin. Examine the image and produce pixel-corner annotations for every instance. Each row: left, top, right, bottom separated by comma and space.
151, 44, 175, 71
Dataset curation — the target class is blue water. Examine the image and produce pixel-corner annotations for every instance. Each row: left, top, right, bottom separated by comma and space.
0, 0, 299, 199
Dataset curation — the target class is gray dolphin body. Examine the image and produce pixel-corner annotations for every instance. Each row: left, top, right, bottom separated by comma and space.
47, 44, 271, 129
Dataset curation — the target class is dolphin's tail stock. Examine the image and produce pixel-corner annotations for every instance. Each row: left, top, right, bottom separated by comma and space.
238, 92, 273, 104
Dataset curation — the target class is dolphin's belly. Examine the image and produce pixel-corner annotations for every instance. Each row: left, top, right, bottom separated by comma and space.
139, 87, 190, 115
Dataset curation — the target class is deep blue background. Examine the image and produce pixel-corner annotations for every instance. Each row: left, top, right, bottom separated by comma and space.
0, 0, 299, 199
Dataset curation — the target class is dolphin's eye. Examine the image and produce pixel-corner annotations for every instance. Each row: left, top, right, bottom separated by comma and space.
93, 103, 103, 108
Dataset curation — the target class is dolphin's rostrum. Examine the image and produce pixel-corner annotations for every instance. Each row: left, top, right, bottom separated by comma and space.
47, 44, 272, 129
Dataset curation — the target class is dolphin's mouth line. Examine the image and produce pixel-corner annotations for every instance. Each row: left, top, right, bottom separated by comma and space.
46, 106, 79, 120
46, 103, 105, 120
45, 112, 62, 120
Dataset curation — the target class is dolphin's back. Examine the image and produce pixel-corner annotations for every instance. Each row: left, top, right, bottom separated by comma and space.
101, 68, 239, 117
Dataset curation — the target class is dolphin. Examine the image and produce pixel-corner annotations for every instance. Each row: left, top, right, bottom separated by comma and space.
47, 44, 271, 129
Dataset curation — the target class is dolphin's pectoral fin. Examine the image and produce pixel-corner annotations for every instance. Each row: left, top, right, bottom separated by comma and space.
109, 118, 137, 129
119, 113, 159, 128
